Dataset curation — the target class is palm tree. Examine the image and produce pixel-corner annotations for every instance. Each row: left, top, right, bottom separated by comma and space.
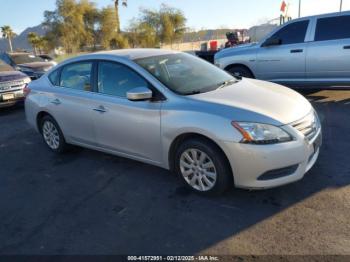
113, 0, 128, 33
27, 32, 40, 55
1, 25, 16, 52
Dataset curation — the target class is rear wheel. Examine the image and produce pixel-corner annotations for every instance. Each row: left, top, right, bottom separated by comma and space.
40, 115, 67, 153
227, 66, 254, 79
174, 138, 232, 195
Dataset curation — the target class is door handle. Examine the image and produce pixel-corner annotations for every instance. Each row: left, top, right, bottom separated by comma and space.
290, 49, 303, 53
343, 45, 350, 49
93, 105, 107, 113
51, 98, 61, 105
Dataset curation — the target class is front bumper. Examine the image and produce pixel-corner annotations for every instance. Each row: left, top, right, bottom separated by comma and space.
221, 128, 322, 189
0, 90, 25, 108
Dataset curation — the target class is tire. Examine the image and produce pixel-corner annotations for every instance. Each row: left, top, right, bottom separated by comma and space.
174, 138, 233, 195
40, 115, 68, 153
228, 66, 254, 79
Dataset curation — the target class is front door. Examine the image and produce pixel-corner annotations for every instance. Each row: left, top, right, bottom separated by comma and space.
91, 61, 162, 164
256, 20, 310, 83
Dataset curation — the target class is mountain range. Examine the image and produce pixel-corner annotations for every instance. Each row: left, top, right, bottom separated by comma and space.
0, 25, 47, 52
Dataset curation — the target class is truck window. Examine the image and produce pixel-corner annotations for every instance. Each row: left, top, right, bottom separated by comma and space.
270, 20, 309, 45
315, 15, 350, 41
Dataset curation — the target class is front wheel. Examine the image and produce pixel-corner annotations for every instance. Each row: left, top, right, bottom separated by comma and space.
174, 138, 233, 195
40, 115, 68, 153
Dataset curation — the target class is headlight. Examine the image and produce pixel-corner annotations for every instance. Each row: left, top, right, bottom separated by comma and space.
23, 77, 31, 84
232, 122, 292, 144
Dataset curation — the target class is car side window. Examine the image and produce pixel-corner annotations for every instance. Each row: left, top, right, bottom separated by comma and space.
48, 69, 60, 86
270, 20, 309, 45
97, 61, 147, 98
315, 15, 350, 41
59, 62, 93, 91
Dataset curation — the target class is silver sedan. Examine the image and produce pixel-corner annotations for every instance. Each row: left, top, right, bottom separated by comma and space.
25, 49, 322, 195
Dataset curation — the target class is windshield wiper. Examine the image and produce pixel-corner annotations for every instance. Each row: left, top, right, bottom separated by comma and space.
217, 79, 238, 89
182, 90, 202, 95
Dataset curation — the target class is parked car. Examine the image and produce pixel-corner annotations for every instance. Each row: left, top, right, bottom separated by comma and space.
0, 52, 55, 79
25, 49, 322, 194
0, 59, 31, 108
38, 54, 57, 64
215, 11, 350, 87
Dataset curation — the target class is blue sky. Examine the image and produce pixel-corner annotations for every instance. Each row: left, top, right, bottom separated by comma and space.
1, 0, 350, 34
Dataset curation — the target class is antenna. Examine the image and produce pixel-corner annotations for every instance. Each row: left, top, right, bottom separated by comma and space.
340, 0, 343, 12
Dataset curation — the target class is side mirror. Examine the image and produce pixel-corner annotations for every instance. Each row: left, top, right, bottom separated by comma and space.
127, 86, 153, 101
262, 37, 282, 47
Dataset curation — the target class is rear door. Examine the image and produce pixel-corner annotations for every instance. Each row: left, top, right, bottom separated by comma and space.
306, 14, 350, 84
45, 61, 97, 145
256, 20, 310, 83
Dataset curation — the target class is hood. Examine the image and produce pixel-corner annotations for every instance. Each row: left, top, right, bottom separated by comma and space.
18, 62, 54, 71
190, 78, 312, 125
0, 70, 28, 82
215, 43, 258, 60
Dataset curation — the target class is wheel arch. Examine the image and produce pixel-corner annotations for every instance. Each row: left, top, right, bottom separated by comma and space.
168, 132, 233, 181
36, 111, 54, 133
224, 63, 255, 78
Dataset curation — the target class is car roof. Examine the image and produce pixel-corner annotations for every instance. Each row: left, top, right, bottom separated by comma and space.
93, 48, 180, 60
291, 10, 350, 22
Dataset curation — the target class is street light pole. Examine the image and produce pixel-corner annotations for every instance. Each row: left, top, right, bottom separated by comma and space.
298, 0, 301, 18
340, 0, 343, 12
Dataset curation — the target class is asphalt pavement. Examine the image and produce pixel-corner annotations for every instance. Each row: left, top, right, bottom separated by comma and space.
0, 90, 349, 255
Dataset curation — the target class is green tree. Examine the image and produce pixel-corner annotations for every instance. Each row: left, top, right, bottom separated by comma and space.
159, 4, 186, 45
80, 0, 100, 48
129, 5, 186, 47
27, 32, 40, 54
37, 37, 49, 54
100, 6, 129, 49
44, 0, 93, 53
1, 25, 16, 52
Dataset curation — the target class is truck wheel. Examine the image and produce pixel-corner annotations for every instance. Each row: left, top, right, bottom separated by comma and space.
228, 66, 254, 79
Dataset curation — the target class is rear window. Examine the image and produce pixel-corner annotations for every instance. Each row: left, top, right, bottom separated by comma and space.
315, 15, 350, 41
59, 62, 93, 91
48, 69, 60, 86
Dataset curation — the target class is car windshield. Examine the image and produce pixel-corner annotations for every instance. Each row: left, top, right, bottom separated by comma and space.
10, 54, 44, 64
0, 59, 14, 72
134, 53, 237, 95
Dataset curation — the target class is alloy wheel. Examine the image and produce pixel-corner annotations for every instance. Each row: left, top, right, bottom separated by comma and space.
42, 121, 60, 150
179, 148, 217, 191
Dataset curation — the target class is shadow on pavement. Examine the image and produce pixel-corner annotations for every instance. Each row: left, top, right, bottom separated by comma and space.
0, 91, 349, 255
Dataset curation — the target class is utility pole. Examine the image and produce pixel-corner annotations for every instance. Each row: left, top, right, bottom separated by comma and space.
298, 0, 301, 18
340, 0, 343, 12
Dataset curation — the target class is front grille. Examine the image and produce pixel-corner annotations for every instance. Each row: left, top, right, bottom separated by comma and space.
291, 111, 320, 141
0, 80, 25, 92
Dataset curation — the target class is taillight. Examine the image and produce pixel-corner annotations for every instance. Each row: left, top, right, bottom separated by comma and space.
23, 84, 31, 97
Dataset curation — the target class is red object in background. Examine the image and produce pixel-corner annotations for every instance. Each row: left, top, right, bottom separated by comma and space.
210, 41, 218, 51
280, 1, 287, 12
